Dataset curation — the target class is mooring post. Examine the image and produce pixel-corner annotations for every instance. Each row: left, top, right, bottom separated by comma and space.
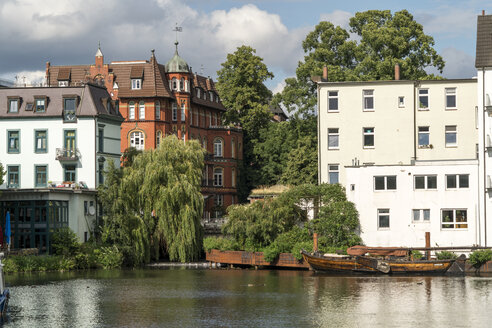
313, 233, 318, 252
425, 232, 431, 260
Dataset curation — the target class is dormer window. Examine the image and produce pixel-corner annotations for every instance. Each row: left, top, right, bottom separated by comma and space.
131, 79, 142, 90
63, 97, 77, 122
209, 91, 213, 101
35, 98, 46, 112
58, 81, 69, 87
196, 88, 201, 98
8, 98, 19, 113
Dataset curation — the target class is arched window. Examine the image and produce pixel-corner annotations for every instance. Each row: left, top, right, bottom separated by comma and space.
130, 131, 144, 150
185, 79, 189, 92
202, 137, 207, 150
155, 101, 160, 120
181, 103, 185, 122
231, 137, 235, 159
139, 101, 145, 120
213, 167, 223, 186
180, 78, 184, 91
213, 138, 223, 157
129, 101, 135, 120
172, 102, 177, 121
172, 78, 177, 90
232, 168, 236, 187
156, 130, 162, 148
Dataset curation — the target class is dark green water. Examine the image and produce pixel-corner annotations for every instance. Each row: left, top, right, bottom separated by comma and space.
3, 269, 492, 327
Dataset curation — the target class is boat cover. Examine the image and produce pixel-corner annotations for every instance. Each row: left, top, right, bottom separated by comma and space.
347, 245, 408, 257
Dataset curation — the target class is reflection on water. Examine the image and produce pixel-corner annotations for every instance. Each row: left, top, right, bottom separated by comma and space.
4, 269, 492, 327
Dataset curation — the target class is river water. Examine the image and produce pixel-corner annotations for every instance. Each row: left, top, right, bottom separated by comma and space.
3, 268, 492, 327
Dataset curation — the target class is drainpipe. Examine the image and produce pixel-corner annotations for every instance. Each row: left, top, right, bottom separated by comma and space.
413, 81, 418, 161
483, 68, 487, 246
317, 81, 321, 185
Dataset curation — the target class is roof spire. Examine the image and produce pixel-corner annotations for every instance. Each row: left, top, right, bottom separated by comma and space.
173, 23, 182, 54
95, 41, 103, 57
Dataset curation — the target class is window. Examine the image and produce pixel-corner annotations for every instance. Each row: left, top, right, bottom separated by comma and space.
328, 164, 339, 184
64, 130, 76, 153
202, 137, 207, 149
35, 130, 47, 153
156, 131, 162, 148
180, 78, 184, 91
445, 88, 456, 109
155, 101, 161, 120
363, 90, 374, 110
232, 168, 236, 187
213, 167, 223, 186
374, 176, 396, 190
131, 79, 142, 90
445, 125, 457, 147
64, 164, 76, 182
129, 101, 135, 120
412, 209, 430, 222
130, 131, 144, 150
181, 103, 185, 122
378, 209, 390, 229
172, 102, 177, 121
231, 138, 236, 158
8, 99, 19, 113
35, 165, 47, 187
63, 97, 77, 122
196, 88, 201, 98
208, 112, 212, 126
7, 165, 19, 188
139, 101, 145, 120
418, 126, 430, 147
58, 81, 69, 87
7, 130, 20, 153
172, 78, 177, 90
363, 127, 374, 148
328, 91, 338, 111
98, 163, 104, 185
446, 174, 469, 189
441, 209, 467, 229
214, 138, 223, 157
418, 89, 429, 110
414, 175, 437, 190
328, 128, 339, 149
214, 194, 224, 206
98, 128, 104, 152
398, 96, 405, 108
35, 98, 46, 112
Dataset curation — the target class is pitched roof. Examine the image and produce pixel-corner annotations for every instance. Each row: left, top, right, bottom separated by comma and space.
476, 14, 492, 68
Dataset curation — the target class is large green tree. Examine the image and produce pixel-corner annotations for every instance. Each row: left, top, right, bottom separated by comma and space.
216, 45, 274, 199
99, 136, 205, 265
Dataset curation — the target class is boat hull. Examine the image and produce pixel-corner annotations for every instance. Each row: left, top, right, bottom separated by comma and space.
301, 251, 454, 274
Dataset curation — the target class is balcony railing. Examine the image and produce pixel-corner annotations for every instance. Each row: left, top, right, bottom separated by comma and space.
56, 148, 80, 161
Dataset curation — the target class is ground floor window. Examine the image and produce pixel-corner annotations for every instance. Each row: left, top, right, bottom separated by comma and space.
378, 209, 390, 229
328, 164, 339, 184
441, 209, 467, 229
412, 209, 430, 222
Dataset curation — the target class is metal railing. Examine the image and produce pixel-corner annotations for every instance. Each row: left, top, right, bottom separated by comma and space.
55, 148, 80, 161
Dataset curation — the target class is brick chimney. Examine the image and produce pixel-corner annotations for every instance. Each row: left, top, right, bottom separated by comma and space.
322, 66, 328, 81
394, 63, 400, 81
483, 10, 485, 16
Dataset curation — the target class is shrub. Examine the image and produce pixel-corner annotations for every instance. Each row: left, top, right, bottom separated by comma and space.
93, 245, 123, 269
436, 251, 458, 260
51, 227, 80, 257
411, 250, 423, 260
203, 237, 240, 252
469, 249, 492, 268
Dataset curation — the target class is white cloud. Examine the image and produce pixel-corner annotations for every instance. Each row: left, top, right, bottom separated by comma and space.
272, 80, 286, 95
319, 10, 352, 30
415, 8, 476, 39
1, 70, 46, 86
440, 47, 476, 79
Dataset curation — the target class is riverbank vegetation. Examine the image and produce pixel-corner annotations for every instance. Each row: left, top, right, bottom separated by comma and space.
204, 184, 361, 261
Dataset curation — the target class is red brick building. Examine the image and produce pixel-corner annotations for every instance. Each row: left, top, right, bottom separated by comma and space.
45, 44, 243, 219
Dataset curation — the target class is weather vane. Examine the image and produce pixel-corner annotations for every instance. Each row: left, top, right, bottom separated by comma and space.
173, 23, 182, 43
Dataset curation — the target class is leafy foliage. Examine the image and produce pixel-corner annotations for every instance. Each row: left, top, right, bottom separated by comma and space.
411, 250, 423, 260
203, 237, 241, 253
99, 136, 205, 265
0, 161, 4, 186
51, 227, 80, 257
469, 249, 492, 268
436, 251, 458, 260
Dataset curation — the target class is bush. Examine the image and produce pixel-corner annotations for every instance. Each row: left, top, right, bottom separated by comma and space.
469, 249, 492, 268
411, 250, 423, 260
93, 245, 123, 269
51, 227, 80, 257
436, 251, 458, 260
203, 237, 240, 253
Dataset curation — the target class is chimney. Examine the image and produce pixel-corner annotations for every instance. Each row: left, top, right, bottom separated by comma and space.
394, 63, 400, 81
322, 66, 328, 81
482, 10, 485, 16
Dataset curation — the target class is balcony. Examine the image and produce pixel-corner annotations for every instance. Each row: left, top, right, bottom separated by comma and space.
56, 148, 80, 161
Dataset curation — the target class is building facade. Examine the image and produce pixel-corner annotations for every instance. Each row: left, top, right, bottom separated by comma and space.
317, 73, 479, 247
0, 84, 123, 249
45, 45, 242, 219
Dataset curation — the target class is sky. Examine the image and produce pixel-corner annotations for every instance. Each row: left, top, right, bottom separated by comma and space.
0, 0, 490, 93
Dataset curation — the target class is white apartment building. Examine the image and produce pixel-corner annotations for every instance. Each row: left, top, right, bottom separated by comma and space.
0, 84, 123, 250
317, 74, 479, 247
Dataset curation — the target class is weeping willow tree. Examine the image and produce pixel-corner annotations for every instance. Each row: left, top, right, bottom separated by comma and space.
99, 136, 205, 265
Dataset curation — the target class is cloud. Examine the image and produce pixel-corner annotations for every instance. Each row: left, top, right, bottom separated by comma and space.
319, 10, 352, 30
272, 80, 286, 95
439, 47, 476, 79
415, 7, 477, 39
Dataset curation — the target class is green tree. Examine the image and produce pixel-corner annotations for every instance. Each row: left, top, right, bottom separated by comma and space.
216, 45, 274, 199
0, 162, 4, 186
99, 136, 205, 264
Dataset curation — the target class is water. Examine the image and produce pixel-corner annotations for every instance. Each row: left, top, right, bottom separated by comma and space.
3, 269, 492, 327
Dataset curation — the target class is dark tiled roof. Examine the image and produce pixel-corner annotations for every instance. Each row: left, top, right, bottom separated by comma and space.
130, 66, 144, 79
57, 67, 71, 80
476, 15, 492, 68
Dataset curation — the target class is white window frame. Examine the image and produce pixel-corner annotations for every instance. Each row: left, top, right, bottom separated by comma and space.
363, 89, 374, 111
328, 164, 339, 184
414, 175, 437, 190
172, 78, 177, 90
155, 101, 161, 120
328, 128, 339, 150
441, 209, 467, 230
398, 96, 405, 108
156, 131, 162, 148
374, 176, 397, 191
378, 208, 390, 230
328, 91, 338, 112
131, 79, 142, 90
213, 167, 223, 186
363, 127, 375, 148
8, 99, 18, 113
214, 138, 223, 157
418, 89, 429, 110
130, 131, 144, 150
445, 125, 457, 147
231, 138, 236, 158
445, 88, 457, 110
445, 174, 469, 189
129, 101, 135, 120
58, 80, 69, 87
181, 103, 185, 122
231, 168, 236, 187
172, 102, 177, 121
214, 194, 224, 206
139, 101, 145, 120
412, 209, 430, 222
418, 126, 430, 148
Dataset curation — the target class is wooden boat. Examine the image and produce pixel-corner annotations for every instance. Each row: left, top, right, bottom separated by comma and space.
301, 250, 455, 274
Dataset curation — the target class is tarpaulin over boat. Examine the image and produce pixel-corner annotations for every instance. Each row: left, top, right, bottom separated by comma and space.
347, 245, 409, 257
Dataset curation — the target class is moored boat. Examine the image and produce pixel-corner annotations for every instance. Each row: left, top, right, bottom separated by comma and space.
301, 250, 455, 274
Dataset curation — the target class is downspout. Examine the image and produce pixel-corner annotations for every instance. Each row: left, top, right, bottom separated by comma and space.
413, 81, 418, 161
483, 68, 487, 246
317, 83, 321, 185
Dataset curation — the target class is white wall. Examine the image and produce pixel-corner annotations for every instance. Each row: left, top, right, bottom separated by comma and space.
346, 161, 479, 247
